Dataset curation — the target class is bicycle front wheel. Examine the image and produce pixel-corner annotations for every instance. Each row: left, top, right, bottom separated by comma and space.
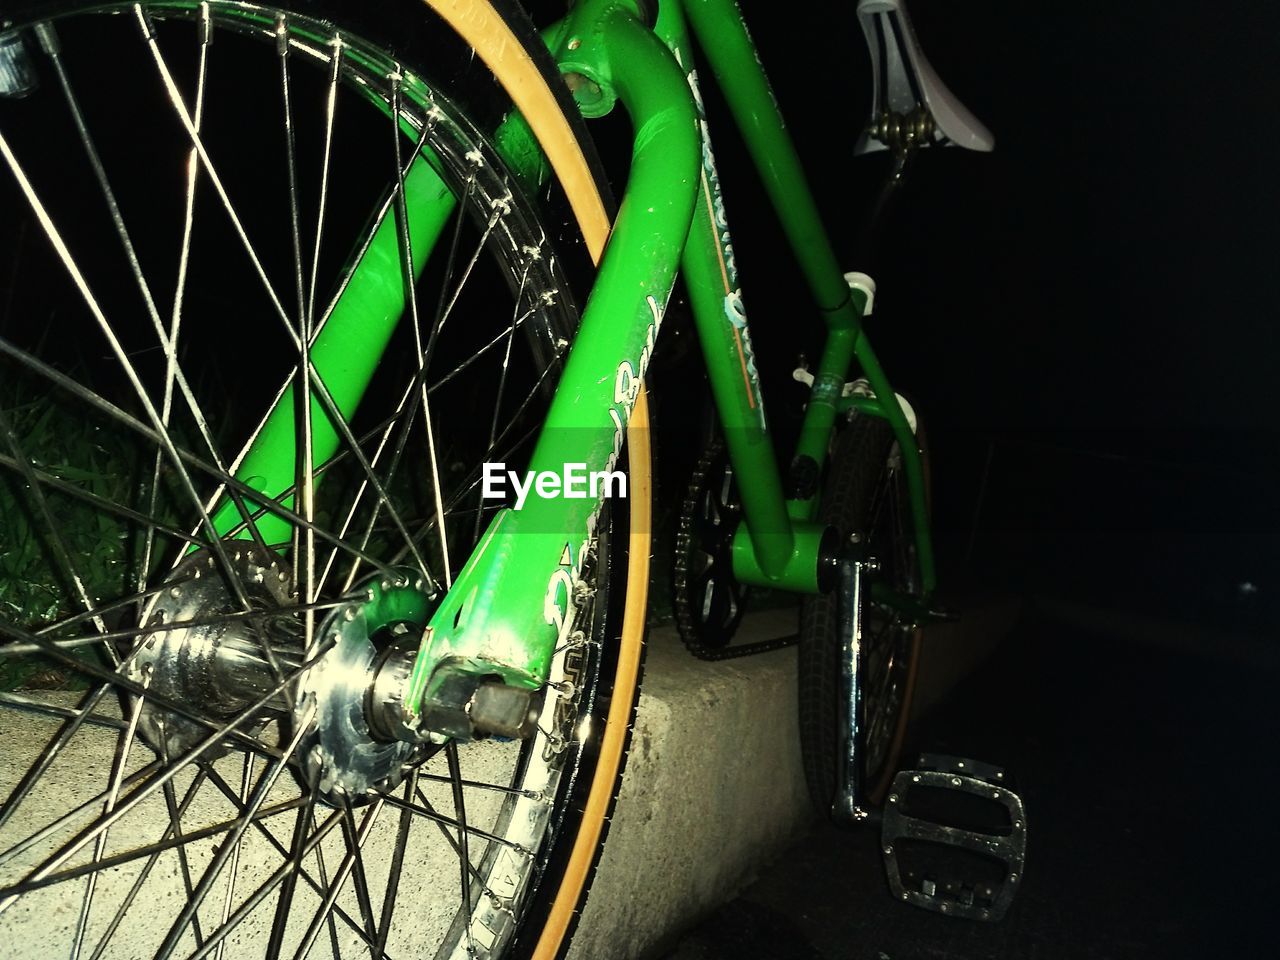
0, 2, 647, 957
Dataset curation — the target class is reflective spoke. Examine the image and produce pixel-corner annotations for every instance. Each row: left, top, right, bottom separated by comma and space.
152, 709, 313, 960
290, 800, 384, 960
39, 15, 269, 562
381, 790, 529, 853
136, 5, 294, 347
306, 37, 342, 328
1, 599, 344, 658
84, 767, 211, 960
276, 11, 319, 668
184, 807, 351, 960
69, 673, 150, 960
0, 127, 264, 638
0, 761, 161, 871
266, 765, 321, 959
0, 690, 129, 735
0, 784, 308, 898
390, 70, 451, 590
374, 768, 419, 957
0, 335, 396, 577
445, 742, 475, 954
338, 797, 381, 958
198, 763, 391, 956
0, 618, 291, 761
0, 449, 205, 558
209, 752, 257, 960
0, 634, 332, 917
142, 0, 215, 605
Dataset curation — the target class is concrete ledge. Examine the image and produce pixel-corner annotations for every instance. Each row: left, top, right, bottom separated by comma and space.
569, 608, 811, 960
570, 597, 1022, 959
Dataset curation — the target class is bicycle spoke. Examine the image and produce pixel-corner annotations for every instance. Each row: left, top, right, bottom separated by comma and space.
68, 672, 150, 960
0, 631, 332, 916
415, 771, 539, 799
152, 707, 313, 960
321, 373, 420, 597
445, 741, 476, 954
276, 11, 320, 668
410, 784, 498, 895
207, 751, 256, 960
390, 71, 452, 591
339, 174, 510, 587
374, 767, 419, 957
0, 449, 205, 558
338, 796, 382, 958
0, 336, 396, 577
141, 0, 214, 604
306, 36, 342, 328
305, 369, 432, 581
0, 778, 297, 901
0, 760, 161, 871
197, 762, 391, 957
431, 192, 504, 345
83, 766, 211, 960
387, 419, 542, 568
184, 807, 353, 960
0, 618, 290, 761
136, 5, 294, 349
30, 583, 175, 639
38, 16, 269, 561
1, 599, 343, 658
290, 799, 384, 960
390, 365, 563, 567
157, 741, 208, 952
0, 690, 128, 735
474, 265, 532, 546
0, 652, 153, 839
382, 789, 528, 853
425, 303, 541, 397
0, 129, 270, 651
221, 112, 439, 494
265, 765, 321, 959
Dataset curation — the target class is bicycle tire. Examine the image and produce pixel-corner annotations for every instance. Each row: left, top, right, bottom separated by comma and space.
0, 2, 647, 958
798, 413, 925, 814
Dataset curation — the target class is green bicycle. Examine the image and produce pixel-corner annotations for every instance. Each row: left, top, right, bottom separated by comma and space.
0, 0, 1013, 955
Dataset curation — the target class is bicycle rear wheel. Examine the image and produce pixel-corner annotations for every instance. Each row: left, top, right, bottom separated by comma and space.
0, 2, 646, 957
798, 413, 925, 813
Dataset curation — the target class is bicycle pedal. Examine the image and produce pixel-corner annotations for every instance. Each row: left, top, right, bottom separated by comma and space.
881, 753, 1026, 921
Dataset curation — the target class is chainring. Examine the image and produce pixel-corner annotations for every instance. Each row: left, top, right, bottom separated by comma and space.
673, 441, 748, 656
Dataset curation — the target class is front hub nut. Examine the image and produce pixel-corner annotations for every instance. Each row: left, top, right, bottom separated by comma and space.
420, 661, 542, 740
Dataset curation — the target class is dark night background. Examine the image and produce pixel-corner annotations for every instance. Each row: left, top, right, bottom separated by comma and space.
673, 0, 1279, 635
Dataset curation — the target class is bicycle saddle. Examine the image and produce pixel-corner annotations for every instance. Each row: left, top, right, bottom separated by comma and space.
855, 0, 994, 154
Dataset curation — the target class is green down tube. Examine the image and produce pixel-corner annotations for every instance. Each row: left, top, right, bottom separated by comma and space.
209, 154, 454, 545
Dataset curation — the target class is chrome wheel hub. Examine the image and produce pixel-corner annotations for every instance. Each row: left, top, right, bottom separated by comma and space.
126, 544, 300, 760
127, 549, 439, 806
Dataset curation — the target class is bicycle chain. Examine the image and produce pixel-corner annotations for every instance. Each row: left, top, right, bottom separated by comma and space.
673, 440, 798, 661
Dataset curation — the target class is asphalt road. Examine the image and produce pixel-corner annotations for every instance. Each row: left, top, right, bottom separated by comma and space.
661, 609, 1279, 960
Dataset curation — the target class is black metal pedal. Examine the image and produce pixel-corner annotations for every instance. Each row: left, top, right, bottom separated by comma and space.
881, 753, 1026, 921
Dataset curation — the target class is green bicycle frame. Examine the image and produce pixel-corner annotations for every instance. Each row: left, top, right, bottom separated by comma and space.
212, 0, 935, 716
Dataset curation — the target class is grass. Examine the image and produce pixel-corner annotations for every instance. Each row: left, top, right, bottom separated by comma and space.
0, 369, 185, 690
